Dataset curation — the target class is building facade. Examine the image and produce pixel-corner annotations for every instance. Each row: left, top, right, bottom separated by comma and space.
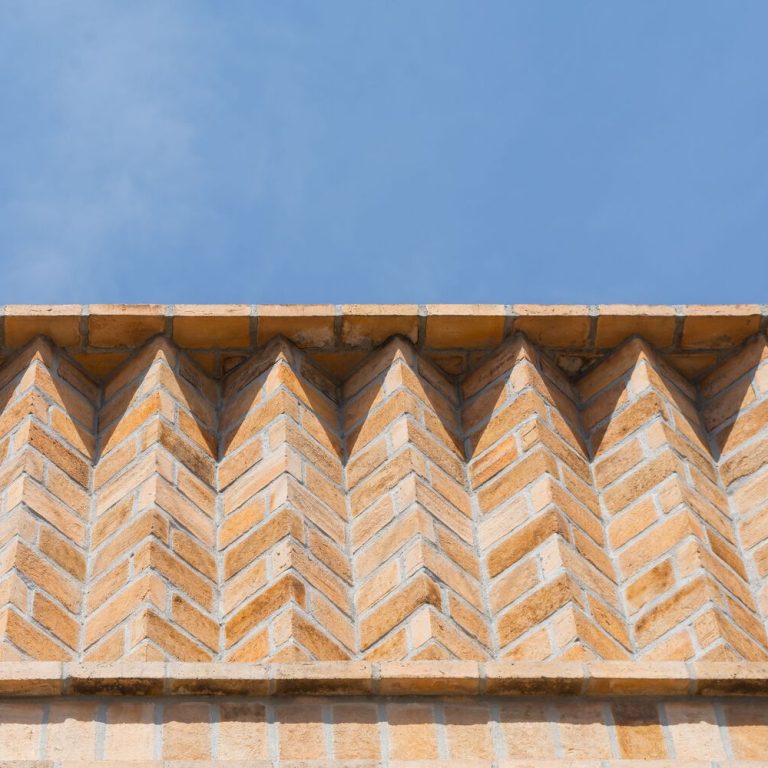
0, 303, 766, 764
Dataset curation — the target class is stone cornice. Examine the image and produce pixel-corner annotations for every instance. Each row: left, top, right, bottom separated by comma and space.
1, 661, 767, 697
1, 303, 766, 380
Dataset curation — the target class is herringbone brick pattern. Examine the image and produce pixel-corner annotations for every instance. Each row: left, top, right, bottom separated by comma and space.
345, 339, 486, 660
702, 335, 768, 648
219, 339, 350, 661
86, 338, 218, 661
0, 339, 94, 660
1, 326, 768, 661
582, 339, 767, 660
464, 338, 627, 660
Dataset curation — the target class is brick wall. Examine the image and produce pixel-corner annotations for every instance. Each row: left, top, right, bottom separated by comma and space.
1, 693, 766, 763
0, 305, 767, 764
1, 311, 767, 662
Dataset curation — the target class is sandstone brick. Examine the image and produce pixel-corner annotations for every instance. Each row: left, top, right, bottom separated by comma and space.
512, 305, 591, 346
681, 305, 762, 348
718, 397, 768, 455
5, 306, 82, 347
341, 304, 419, 345
469, 389, 549, 456
387, 703, 439, 760
594, 438, 644, 487
225, 575, 306, 648
360, 574, 441, 650
612, 700, 667, 758
489, 558, 539, 614
499, 700, 556, 758
277, 701, 326, 760
425, 305, 505, 348
104, 702, 156, 760
664, 700, 726, 759
133, 539, 214, 610
11, 541, 82, 613
257, 305, 335, 348
0, 701, 44, 759
634, 577, 714, 648
723, 701, 768, 759
32, 593, 78, 649
162, 702, 211, 759
0, 307, 767, 670
89, 307, 166, 348
355, 558, 400, 613
171, 594, 218, 651
333, 702, 381, 760
625, 559, 675, 614
595, 305, 677, 347
84, 573, 165, 648
173, 306, 250, 348
617, 510, 694, 577
223, 508, 303, 579
444, 703, 493, 759
556, 700, 612, 759
487, 510, 568, 577
38, 526, 86, 581
478, 449, 558, 514
496, 575, 577, 647
227, 626, 269, 661
218, 701, 268, 759
46, 700, 99, 760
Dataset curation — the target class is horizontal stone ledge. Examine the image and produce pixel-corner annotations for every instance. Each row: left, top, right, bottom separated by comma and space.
0, 661, 767, 697
1, 304, 765, 357
0, 762, 741, 768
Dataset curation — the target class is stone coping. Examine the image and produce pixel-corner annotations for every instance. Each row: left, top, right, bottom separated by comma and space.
1, 661, 767, 697
0, 304, 765, 356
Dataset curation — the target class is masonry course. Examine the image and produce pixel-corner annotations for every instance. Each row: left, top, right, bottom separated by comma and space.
0, 304, 767, 765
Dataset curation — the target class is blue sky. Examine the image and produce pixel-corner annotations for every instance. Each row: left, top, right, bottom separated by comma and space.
1, 2, 766, 304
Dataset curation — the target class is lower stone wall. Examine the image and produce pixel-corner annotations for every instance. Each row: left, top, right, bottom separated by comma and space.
1, 695, 767, 764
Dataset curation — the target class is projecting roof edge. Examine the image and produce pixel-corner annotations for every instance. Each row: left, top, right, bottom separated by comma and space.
0, 304, 765, 380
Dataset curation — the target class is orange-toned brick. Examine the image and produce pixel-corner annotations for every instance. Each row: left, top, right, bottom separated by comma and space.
172, 304, 251, 348
425, 304, 505, 348
444, 703, 493, 759
611, 700, 667, 758
499, 701, 557, 758
5, 305, 82, 347
664, 701, 726, 759
681, 304, 762, 349
595, 305, 677, 348
162, 702, 212, 760
218, 701, 268, 760
512, 305, 591, 346
0, 702, 44, 759
277, 702, 326, 760
387, 703, 439, 760
333, 702, 381, 760
46, 701, 99, 760
88, 305, 166, 348
104, 702, 156, 760
257, 304, 335, 347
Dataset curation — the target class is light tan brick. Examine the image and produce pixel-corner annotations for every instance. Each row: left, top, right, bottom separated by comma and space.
162, 702, 211, 759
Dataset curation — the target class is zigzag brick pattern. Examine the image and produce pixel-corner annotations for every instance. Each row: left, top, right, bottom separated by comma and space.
702, 336, 768, 639
86, 338, 218, 661
0, 328, 767, 661
464, 338, 627, 660
219, 339, 351, 661
344, 339, 487, 660
582, 338, 767, 660
0, 339, 94, 660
